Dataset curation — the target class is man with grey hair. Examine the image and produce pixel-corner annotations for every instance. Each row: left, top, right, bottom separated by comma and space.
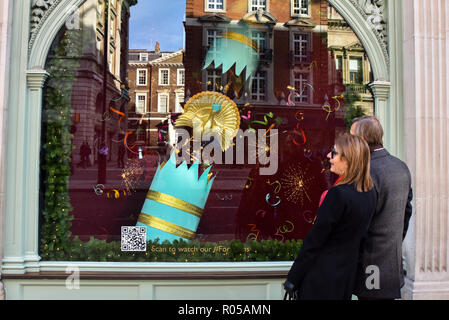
351, 116, 413, 300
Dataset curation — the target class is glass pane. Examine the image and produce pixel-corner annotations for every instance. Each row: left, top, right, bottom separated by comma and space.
39, 0, 374, 262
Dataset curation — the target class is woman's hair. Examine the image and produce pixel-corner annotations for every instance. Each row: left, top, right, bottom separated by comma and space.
335, 133, 374, 192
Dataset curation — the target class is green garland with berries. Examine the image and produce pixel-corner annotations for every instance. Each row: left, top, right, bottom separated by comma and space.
40, 29, 81, 260
64, 237, 303, 262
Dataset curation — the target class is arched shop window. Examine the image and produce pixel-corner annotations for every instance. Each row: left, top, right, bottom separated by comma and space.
39, 0, 374, 262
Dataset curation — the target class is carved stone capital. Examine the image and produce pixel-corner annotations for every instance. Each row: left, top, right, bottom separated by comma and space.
369, 79, 391, 100
26, 68, 50, 90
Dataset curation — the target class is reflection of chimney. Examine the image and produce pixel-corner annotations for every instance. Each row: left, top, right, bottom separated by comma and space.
155, 41, 160, 53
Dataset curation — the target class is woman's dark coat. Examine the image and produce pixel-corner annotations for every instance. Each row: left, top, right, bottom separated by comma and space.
286, 184, 376, 300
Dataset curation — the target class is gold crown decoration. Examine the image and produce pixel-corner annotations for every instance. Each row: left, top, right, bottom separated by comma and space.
175, 91, 241, 151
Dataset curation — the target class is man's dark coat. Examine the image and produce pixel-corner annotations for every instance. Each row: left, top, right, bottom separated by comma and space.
354, 149, 413, 299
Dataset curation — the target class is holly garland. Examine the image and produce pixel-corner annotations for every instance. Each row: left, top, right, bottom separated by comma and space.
40, 29, 81, 260
66, 238, 303, 263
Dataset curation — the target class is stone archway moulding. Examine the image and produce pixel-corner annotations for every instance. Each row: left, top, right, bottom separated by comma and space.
328, 0, 389, 81
28, 0, 86, 69
28, 0, 389, 79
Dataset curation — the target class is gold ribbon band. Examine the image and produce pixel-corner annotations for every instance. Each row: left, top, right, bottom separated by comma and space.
224, 31, 258, 52
138, 213, 196, 240
146, 190, 203, 218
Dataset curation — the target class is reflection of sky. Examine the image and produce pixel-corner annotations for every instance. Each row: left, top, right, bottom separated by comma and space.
129, 0, 185, 51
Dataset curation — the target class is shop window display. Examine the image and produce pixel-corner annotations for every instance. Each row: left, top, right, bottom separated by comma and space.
39, 0, 374, 262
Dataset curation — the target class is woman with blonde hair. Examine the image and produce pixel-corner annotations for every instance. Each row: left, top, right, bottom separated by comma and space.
284, 133, 376, 300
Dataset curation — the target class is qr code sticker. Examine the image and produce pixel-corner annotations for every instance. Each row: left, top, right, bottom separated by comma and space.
121, 226, 147, 252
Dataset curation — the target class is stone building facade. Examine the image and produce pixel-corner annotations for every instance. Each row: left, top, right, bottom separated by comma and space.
185, 0, 332, 108
327, 6, 374, 115
128, 49, 185, 146
67, 0, 133, 166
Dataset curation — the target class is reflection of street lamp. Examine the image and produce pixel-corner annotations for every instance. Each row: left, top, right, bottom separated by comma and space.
138, 147, 143, 160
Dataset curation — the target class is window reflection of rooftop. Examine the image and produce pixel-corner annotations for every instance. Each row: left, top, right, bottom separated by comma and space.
128, 50, 173, 62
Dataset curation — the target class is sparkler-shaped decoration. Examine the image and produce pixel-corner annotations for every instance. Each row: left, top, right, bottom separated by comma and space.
121, 158, 144, 194
242, 131, 279, 165
281, 163, 314, 207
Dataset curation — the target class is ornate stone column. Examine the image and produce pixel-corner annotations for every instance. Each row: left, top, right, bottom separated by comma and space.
24, 69, 49, 272
402, 0, 449, 299
368, 80, 394, 151
0, 0, 13, 298
1, 68, 49, 275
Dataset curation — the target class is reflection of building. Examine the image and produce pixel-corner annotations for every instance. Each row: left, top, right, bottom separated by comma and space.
67, 0, 134, 165
184, 0, 347, 242
327, 6, 373, 115
128, 49, 185, 145
185, 0, 333, 109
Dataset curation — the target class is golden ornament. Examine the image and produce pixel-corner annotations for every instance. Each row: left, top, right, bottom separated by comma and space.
175, 91, 240, 151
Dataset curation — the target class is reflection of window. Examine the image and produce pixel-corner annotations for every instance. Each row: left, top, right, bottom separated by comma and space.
251, 0, 267, 11
109, 50, 114, 72
207, 69, 222, 92
293, 33, 309, 63
158, 93, 169, 113
292, 0, 309, 16
336, 56, 343, 71
140, 53, 148, 61
96, 4, 104, 24
251, 31, 266, 58
251, 71, 266, 101
175, 92, 184, 113
294, 72, 310, 103
207, 29, 223, 55
137, 69, 147, 86
177, 69, 185, 86
129, 53, 139, 61
350, 57, 363, 84
137, 129, 147, 142
110, 16, 115, 37
136, 93, 147, 114
159, 69, 170, 86
206, 0, 224, 11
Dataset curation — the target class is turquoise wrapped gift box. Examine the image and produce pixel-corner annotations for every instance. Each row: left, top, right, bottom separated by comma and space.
137, 152, 214, 242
